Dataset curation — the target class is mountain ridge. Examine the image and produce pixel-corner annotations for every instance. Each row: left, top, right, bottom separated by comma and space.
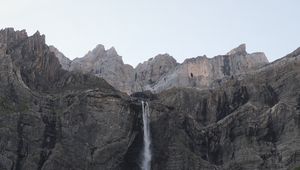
0, 27, 300, 170
50, 40, 269, 94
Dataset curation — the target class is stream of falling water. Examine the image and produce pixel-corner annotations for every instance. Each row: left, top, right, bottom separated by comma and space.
141, 101, 151, 170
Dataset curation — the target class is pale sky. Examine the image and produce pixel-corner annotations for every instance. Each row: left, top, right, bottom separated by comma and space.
1, 0, 300, 66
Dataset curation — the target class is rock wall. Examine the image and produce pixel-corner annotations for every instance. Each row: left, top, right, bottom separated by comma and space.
68, 45, 135, 94
49, 46, 71, 71
55, 44, 268, 94
0, 28, 299, 170
152, 44, 269, 92
148, 50, 300, 169
133, 54, 178, 92
0, 28, 140, 170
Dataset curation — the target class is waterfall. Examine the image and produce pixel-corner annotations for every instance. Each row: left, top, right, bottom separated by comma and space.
141, 101, 151, 170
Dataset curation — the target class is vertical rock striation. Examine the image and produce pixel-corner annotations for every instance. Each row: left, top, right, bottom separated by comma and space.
55, 44, 268, 94
68, 45, 134, 94
0, 28, 141, 170
49, 46, 71, 71
1, 28, 299, 170
133, 54, 178, 92
152, 44, 269, 92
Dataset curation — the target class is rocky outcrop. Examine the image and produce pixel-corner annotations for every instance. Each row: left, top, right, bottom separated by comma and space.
55, 44, 268, 94
151, 44, 269, 92
0, 28, 139, 170
49, 46, 71, 70
147, 50, 300, 169
55, 46, 179, 94
0, 28, 299, 170
133, 54, 178, 92
66, 45, 135, 94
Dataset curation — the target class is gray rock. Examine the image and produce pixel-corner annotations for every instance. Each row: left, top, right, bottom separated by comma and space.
226, 43, 247, 55
133, 53, 178, 92
149, 50, 300, 169
1, 28, 299, 170
69, 45, 135, 94
49, 46, 71, 71
151, 44, 268, 92
0, 28, 138, 170
53, 44, 268, 94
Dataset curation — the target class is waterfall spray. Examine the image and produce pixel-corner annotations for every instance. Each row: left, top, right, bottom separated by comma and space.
141, 101, 151, 170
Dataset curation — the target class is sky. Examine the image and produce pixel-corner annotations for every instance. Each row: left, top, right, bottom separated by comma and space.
0, 0, 300, 66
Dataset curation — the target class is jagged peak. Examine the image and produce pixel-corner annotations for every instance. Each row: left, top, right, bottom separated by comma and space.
33, 30, 41, 36
89, 44, 119, 56
0, 28, 28, 43
29, 30, 45, 45
227, 44, 247, 56
0, 28, 46, 48
0, 27, 16, 33
79, 44, 122, 63
94, 44, 105, 51
107, 46, 118, 56
88, 44, 105, 57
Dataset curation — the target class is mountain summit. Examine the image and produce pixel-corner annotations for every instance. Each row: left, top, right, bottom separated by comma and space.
1, 28, 299, 170
53, 43, 268, 93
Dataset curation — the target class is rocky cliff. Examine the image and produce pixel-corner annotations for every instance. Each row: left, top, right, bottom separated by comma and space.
49, 46, 71, 71
54, 45, 179, 94
151, 44, 269, 92
0, 28, 299, 170
55, 44, 268, 94
66, 45, 134, 94
0, 28, 139, 170
133, 53, 178, 92
150, 51, 300, 169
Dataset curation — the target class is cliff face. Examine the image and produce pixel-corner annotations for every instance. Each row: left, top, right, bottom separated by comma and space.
55, 44, 268, 94
0, 28, 299, 170
133, 54, 178, 92
149, 52, 300, 169
69, 45, 135, 94
0, 28, 139, 170
49, 46, 71, 71
151, 44, 269, 92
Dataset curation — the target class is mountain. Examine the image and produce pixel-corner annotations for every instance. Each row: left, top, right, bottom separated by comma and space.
49, 45, 71, 70
0, 28, 135, 170
68, 44, 135, 94
151, 44, 268, 92
0, 28, 299, 170
133, 53, 178, 92
55, 44, 268, 94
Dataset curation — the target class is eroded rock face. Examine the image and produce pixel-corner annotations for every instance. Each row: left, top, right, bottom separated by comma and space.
0, 28, 140, 170
55, 44, 268, 94
67, 45, 135, 94
55, 45, 179, 94
133, 54, 178, 92
49, 46, 71, 71
151, 44, 269, 92
148, 51, 300, 169
0, 28, 299, 170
